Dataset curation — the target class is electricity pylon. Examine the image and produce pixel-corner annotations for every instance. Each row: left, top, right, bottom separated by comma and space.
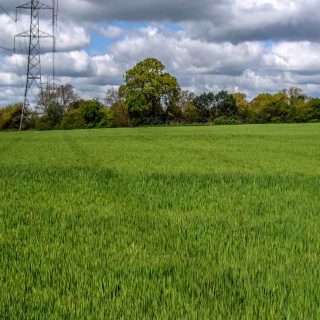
15, 0, 55, 130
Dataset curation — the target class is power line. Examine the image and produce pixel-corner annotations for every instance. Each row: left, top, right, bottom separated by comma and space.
15, 40, 27, 93
52, 0, 56, 84
0, 46, 13, 52
0, 3, 16, 53
55, 0, 59, 33
15, 0, 29, 92
0, 3, 16, 22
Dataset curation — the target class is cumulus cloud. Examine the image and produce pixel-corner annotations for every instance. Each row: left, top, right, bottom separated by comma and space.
100, 26, 124, 39
108, 27, 263, 77
51, 0, 320, 43
263, 42, 320, 74
3, 0, 320, 42
1, 0, 320, 105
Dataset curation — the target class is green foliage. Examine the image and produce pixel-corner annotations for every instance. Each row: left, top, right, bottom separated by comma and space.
0, 125, 320, 318
107, 101, 131, 128
60, 109, 85, 130
178, 91, 200, 123
193, 91, 238, 122
213, 116, 239, 125
1, 72, 320, 130
46, 102, 65, 128
32, 84, 80, 130
34, 118, 52, 131
250, 93, 293, 123
214, 91, 238, 117
119, 58, 180, 125
33, 102, 65, 130
294, 99, 312, 123
193, 92, 214, 122
0, 103, 22, 130
233, 93, 254, 123
306, 98, 320, 121
182, 103, 200, 123
79, 100, 107, 128
248, 89, 309, 124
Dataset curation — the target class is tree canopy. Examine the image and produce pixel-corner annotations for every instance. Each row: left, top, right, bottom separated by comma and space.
1, 58, 320, 131
119, 58, 180, 125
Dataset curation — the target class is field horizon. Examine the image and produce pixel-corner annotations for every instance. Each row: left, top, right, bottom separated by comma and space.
1, 123, 320, 318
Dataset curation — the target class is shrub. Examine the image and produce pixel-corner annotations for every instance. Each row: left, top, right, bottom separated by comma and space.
60, 109, 85, 130
0, 104, 23, 130
79, 100, 106, 128
213, 116, 240, 125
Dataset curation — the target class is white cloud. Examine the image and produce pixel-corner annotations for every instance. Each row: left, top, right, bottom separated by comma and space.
263, 42, 320, 74
2, 0, 320, 106
100, 26, 124, 39
108, 27, 263, 77
56, 23, 91, 52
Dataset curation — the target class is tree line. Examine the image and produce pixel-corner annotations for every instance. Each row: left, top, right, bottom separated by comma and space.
1, 58, 320, 131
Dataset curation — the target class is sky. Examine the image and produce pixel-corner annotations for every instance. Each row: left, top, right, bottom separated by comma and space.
1, 0, 320, 106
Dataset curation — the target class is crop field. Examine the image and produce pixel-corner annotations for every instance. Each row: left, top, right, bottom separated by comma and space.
0, 124, 320, 319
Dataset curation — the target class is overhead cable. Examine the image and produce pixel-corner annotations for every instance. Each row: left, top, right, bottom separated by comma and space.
0, 4, 16, 22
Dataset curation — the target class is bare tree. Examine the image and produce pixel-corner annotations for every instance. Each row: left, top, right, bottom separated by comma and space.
105, 88, 122, 108
38, 84, 79, 112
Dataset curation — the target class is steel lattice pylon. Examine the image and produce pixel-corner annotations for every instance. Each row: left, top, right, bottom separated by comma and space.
15, 0, 54, 130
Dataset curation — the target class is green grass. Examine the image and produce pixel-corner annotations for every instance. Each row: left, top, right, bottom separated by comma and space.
0, 124, 320, 319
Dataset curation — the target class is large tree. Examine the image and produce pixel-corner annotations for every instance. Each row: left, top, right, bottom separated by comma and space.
250, 92, 293, 123
119, 58, 180, 125
193, 92, 215, 122
79, 100, 106, 128
193, 91, 237, 122
214, 90, 238, 118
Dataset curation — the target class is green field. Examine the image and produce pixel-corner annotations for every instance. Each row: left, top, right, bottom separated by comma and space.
0, 124, 320, 319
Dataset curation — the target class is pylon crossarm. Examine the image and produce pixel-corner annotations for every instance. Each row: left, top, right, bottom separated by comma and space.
15, 31, 30, 38
39, 30, 54, 38
15, 30, 54, 38
17, 1, 53, 10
